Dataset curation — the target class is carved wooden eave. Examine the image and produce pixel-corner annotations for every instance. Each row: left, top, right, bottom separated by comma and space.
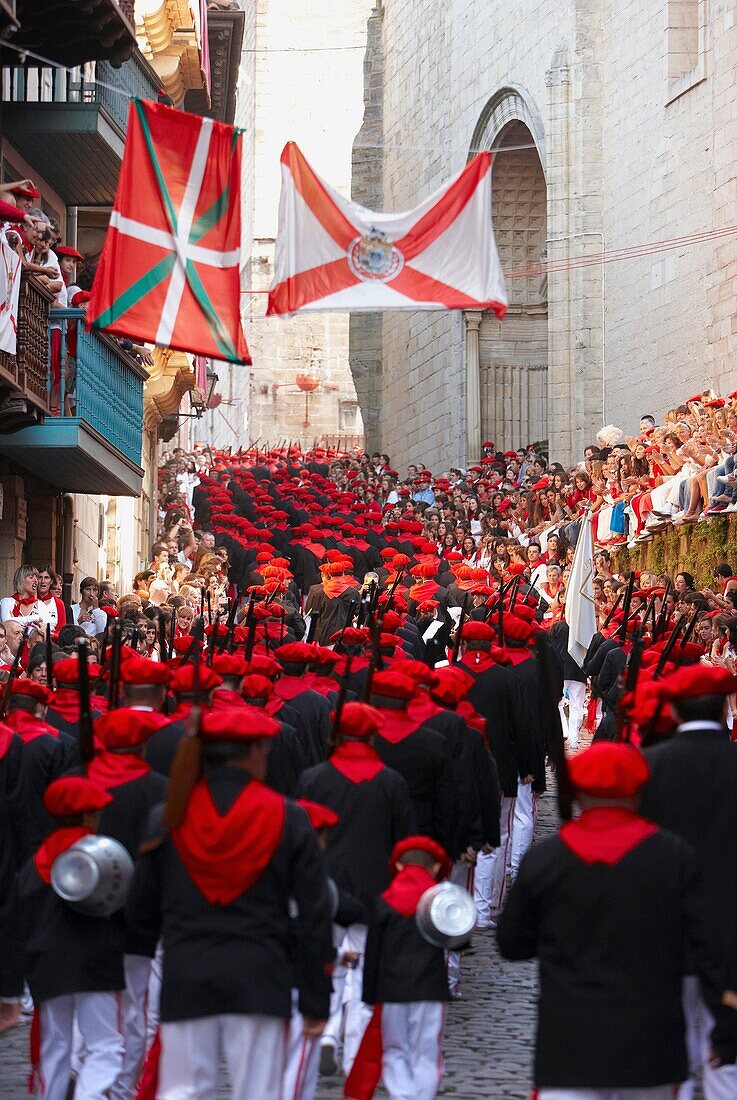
143, 346, 196, 431
135, 0, 210, 108
207, 2, 245, 124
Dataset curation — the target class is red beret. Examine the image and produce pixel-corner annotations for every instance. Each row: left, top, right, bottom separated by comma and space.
398, 660, 437, 686
199, 707, 280, 742
9, 680, 53, 705
172, 636, 203, 655
169, 665, 223, 695
330, 627, 370, 647
430, 666, 474, 707
53, 658, 102, 685
389, 834, 451, 879
243, 655, 282, 679
334, 701, 383, 739
56, 245, 84, 261
392, 554, 411, 568
460, 621, 496, 645
380, 610, 402, 632
568, 743, 650, 798
119, 657, 170, 686
411, 561, 438, 579
380, 548, 396, 560
44, 776, 112, 816
370, 670, 416, 701
313, 646, 339, 666
417, 600, 439, 615
240, 674, 275, 700
275, 642, 318, 665
445, 552, 463, 563
211, 654, 250, 678
11, 183, 41, 198
659, 664, 737, 701
94, 708, 166, 749
296, 799, 340, 830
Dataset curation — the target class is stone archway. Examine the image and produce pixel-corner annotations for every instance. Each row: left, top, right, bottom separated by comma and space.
465, 92, 548, 458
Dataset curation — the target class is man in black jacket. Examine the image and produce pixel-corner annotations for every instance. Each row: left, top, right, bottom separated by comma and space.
640, 665, 737, 1100
498, 742, 737, 1099
126, 707, 333, 1100
297, 701, 414, 1076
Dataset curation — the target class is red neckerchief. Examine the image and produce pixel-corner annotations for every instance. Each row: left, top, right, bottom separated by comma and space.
87, 751, 151, 789
167, 701, 194, 724
408, 580, 439, 602
300, 672, 337, 697
460, 650, 508, 674
330, 740, 385, 782
333, 653, 369, 676
503, 646, 532, 666
322, 577, 354, 598
0, 722, 14, 760
374, 704, 426, 744
11, 593, 37, 615
172, 777, 285, 905
560, 807, 658, 865
34, 827, 91, 884
4, 710, 59, 743
407, 694, 443, 725
47, 688, 80, 723
454, 578, 476, 591
211, 689, 249, 710
382, 864, 437, 916
274, 673, 312, 702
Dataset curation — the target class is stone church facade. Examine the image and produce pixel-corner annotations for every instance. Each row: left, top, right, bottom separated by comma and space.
351, 0, 737, 469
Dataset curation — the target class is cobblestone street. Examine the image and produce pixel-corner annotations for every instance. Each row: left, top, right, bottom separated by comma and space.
0, 790, 558, 1099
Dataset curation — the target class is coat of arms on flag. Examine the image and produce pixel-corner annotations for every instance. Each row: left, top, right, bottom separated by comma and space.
87, 99, 249, 364
267, 143, 508, 317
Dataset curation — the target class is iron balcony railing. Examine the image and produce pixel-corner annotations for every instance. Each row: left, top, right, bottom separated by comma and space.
50, 307, 146, 467
2, 50, 161, 134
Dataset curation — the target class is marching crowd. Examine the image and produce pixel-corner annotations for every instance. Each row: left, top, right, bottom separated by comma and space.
2, 409, 737, 1100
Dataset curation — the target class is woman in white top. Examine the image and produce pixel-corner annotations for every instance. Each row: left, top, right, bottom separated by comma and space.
0, 564, 53, 629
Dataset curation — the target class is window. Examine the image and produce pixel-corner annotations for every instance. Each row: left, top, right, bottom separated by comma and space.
338, 400, 359, 431
666, 0, 707, 104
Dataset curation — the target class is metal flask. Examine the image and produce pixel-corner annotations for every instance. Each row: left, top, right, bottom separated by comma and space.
415, 881, 478, 950
51, 835, 135, 918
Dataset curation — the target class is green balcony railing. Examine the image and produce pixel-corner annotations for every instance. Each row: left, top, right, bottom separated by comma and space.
50, 308, 146, 467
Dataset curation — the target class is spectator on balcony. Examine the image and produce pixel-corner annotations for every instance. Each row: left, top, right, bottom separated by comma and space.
36, 566, 67, 636
0, 180, 41, 213
57, 245, 91, 416
71, 578, 107, 638
1, 619, 28, 666
0, 566, 53, 630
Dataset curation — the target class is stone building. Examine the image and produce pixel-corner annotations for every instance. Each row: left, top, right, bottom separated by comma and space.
200, 0, 372, 452
351, 0, 737, 470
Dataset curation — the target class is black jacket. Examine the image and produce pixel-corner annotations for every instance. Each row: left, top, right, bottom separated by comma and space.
0, 735, 29, 997
497, 828, 737, 1088
374, 722, 458, 852
126, 767, 333, 1023
362, 895, 449, 1005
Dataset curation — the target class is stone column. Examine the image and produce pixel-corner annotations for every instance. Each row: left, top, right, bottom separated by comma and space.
465, 311, 483, 466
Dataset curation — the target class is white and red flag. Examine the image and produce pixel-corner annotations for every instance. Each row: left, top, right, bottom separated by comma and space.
267, 143, 508, 317
87, 99, 249, 364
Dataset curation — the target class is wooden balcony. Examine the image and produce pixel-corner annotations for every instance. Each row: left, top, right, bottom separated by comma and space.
0, 273, 53, 417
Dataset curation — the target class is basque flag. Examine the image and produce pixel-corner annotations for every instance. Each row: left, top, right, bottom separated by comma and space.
267, 142, 508, 317
87, 99, 249, 364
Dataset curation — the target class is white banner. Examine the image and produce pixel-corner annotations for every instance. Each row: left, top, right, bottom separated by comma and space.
0, 230, 22, 355
566, 510, 597, 669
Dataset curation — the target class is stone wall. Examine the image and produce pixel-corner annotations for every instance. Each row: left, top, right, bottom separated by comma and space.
361, 0, 737, 471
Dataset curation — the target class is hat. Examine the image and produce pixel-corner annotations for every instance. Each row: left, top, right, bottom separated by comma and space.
199, 707, 280, 742
11, 183, 41, 199
275, 642, 318, 666
120, 657, 170, 686
460, 621, 496, 647
44, 776, 112, 817
168, 664, 223, 695
94, 708, 166, 749
567, 743, 650, 798
211, 654, 250, 678
296, 799, 340, 830
430, 666, 475, 707
411, 561, 438, 579
330, 627, 370, 648
334, 700, 383, 739
659, 664, 737, 701
389, 835, 451, 878
53, 657, 102, 685
240, 674, 276, 700
370, 670, 416, 701
417, 600, 439, 615
56, 245, 84, 261
8, 680, 53, 705
243, 655, 282, 679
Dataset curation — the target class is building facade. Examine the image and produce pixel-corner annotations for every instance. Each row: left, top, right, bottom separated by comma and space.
199, 0, 372, 453
352, 0, 737, 470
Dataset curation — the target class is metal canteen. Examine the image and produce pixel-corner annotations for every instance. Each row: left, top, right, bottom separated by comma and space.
51, 835, 134, 918
415, 881, 478, 949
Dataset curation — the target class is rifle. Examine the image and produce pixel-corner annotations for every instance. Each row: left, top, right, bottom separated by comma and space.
206, 589, 212, 626
327, 653, 353, 755
617, 571, 637, 644
168, 604, 177, 660
158, 609, 168, 663
383, 567, 406, 613
305, 608, 321, 644
108, 618, 123, 710
207, 613, 220, 667
362, 611, 385, 701
222, 591, 240, 653
0, 624, 31, 719
451, 592, 470, 664
46, 623, 55, 692
675, 605, 701, 660
76, 638, 95, 766
652, 614, 686, 680
244, 597, 258, 660
652, 580, 672, 642
616, 635, 644, 742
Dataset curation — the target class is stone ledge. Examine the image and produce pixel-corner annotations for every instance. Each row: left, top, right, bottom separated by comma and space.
611, 515, 737, 584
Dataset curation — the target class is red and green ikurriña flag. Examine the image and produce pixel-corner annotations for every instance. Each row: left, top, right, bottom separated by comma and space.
87, 99, 250, 364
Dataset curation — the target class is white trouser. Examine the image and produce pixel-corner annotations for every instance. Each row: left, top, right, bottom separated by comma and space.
510, 782, 538, 880
539, 1089, 680, 1099
474, 795, 515, 922
321, 923, 350, 1054
37, 991, 124, 1100
678, 975, 737, 1100
561, 680, 587, 749
446, 862, 474, 993
147, 944, 163, 1045
381, 1002, 445, 1100
283, 990, 320, 1100
340, 923, 371, 1075
157, 1014, 286, 1100
110, 954, 154, 1100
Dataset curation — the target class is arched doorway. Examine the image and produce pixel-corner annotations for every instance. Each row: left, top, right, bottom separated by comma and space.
465, 95, 548, 459
481, 120, 547, 452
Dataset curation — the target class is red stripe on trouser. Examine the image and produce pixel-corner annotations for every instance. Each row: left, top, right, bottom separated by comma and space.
292, 1038, 309, 1100
28, 1007, 43, 1095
